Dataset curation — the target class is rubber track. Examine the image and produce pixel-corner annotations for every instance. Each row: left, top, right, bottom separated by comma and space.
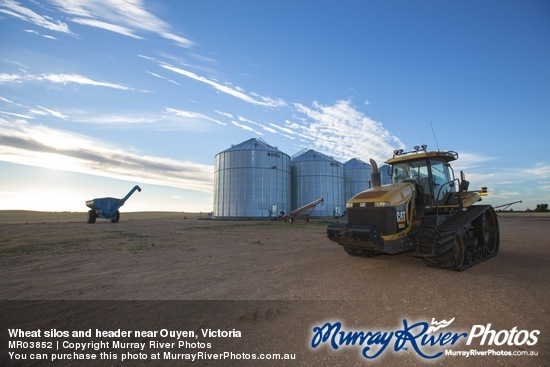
423, 205, 498, 271
440, 205, 490, 233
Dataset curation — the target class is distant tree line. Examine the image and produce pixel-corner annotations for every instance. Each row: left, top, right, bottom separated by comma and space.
526, 203, 549, 213
497, 203, 549, 213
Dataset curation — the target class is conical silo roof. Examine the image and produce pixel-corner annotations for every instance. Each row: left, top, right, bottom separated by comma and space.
291, 149, 339, 163
344, 158, 371, 169
222, 138, 282, 153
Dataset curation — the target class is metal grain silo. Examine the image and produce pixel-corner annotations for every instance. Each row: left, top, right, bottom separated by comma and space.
344, 158, 372, 201
291, 149, 344, 218
213, 138, 291, 219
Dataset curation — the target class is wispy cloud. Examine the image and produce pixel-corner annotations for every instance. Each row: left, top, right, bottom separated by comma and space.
2, 97, 68, 120
33, 105, 68, 120
0, 73, 23, 83
159, 63, 287, 108
64, 109, 226, 131
457, 160, 550, 210
165, 107, 225, 126
451, 152, 496, 171
74, 113, 158, 126
71, 17, 143, 39
0, 96, 17, 105
0, 110, 34, 119
268, 121, 303, 140
160, 32, 194, 48
146, 71, 180, 85
39, 73, 133, 90
0, 72, 135, 90
0, 117, 213, 193
215, 110, 234, 119
238, 116, 278, 134
1, 0, 193, 47
524, 162, 550, 178
50, 0, 194, 47
0, 0, 72, 34
24, 29, 57, 39
291, 100, 405, 163
230, 120, 263, 136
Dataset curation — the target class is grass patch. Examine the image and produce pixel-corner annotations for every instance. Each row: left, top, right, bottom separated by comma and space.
0, 227, 153, 257
0, 211, 209, 224
0, 239, 88, 257
108, 231, 149, 239
128, 243, 156, 253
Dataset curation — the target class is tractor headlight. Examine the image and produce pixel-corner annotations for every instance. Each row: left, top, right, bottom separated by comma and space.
346, 202, 353, 208
374, 201, 391, 207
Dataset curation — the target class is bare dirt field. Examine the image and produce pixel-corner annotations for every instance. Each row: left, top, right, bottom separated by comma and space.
1, 211, 548, 366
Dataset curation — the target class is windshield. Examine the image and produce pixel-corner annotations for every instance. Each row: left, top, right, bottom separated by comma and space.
392, 160, 429, 184
392, 159, 454, 205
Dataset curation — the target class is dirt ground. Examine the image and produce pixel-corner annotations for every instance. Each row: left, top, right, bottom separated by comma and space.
1, 211, 548, 366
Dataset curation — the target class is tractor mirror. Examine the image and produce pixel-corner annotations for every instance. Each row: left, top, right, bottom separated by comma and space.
460, 171, 469, 191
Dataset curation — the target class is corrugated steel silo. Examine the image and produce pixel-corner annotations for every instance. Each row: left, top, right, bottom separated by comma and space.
213, 138, 291, 219
344, 158, 372, 201
291, 149, 344, 218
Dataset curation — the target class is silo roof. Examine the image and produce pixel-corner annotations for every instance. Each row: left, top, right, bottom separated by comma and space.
344, 158, 371, 169
222, 138, 283, 153
291, 149, 341, 163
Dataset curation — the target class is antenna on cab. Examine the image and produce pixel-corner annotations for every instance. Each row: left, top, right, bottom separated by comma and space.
430, 121, 440, 151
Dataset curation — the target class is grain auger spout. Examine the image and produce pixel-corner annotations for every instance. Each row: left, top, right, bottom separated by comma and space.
280, 197, 323, 223
118, 185, 142, 208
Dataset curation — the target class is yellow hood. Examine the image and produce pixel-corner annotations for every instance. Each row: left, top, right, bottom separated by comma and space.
348, 183, 414, 207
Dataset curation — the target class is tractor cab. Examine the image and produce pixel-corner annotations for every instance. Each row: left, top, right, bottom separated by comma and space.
388, 146, 457, 209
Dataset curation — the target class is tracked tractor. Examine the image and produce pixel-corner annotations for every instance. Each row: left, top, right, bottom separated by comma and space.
327, 145, 499, 271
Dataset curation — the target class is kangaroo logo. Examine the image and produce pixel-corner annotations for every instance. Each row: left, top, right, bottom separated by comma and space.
427, 318, 456, 333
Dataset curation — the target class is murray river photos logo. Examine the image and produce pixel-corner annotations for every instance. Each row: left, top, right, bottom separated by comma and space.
310, 318, 540, 360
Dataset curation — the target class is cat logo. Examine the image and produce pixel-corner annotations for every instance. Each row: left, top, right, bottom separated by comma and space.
396, 210, 406, 225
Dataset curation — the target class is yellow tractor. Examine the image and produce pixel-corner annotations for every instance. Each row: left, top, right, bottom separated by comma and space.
327, 145, 499, 271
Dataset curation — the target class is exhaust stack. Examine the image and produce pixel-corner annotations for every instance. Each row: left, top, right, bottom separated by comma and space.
370, 159, 382, 188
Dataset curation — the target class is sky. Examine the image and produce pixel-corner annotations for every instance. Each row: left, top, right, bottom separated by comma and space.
0, 0, 549, 213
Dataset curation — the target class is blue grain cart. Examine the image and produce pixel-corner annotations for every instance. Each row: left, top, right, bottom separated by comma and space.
85, 185, 141, 223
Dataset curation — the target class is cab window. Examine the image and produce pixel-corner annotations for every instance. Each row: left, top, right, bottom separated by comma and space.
430, 160, 453, 204
392, 160, 431, 205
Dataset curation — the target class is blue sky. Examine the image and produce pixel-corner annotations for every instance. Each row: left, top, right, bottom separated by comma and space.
0, 0, 549, 212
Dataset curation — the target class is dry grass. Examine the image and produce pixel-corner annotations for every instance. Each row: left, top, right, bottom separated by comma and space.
0, 210, 210, 224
